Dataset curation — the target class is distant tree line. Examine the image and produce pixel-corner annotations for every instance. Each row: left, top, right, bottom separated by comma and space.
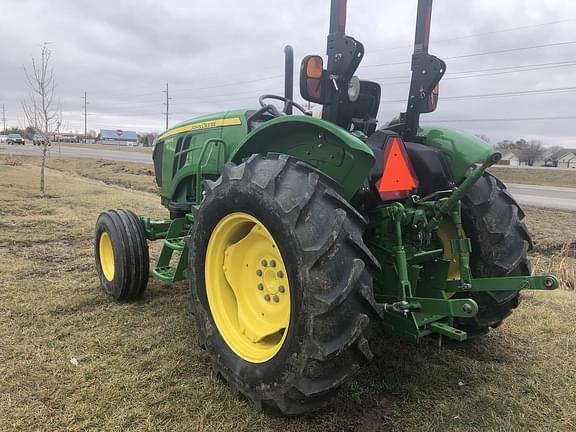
495, 139, 565, 166
138, 132, 158, 147
475, 135, 564, 167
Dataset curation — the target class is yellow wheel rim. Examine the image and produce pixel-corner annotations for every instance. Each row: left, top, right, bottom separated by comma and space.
205, 212, 291, 363
437, 218, 463, 282
99, 232, 115, 281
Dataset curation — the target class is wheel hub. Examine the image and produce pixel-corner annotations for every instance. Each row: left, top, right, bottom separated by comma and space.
205, 212, 291, 363
99, 232, 115, 281
258, 259, 285, 298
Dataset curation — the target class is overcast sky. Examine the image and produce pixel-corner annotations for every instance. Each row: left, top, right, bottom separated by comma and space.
1, 0, 575, 146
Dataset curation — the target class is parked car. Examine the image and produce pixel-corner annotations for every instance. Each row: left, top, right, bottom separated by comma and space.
7, 134, 25, 145
0, 135, 8, 143
60, 135, 79, 143
33, 134, 50, 146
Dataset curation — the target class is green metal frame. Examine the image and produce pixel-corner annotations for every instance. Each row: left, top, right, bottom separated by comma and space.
231, 115, 374, 200
419, 125, 494, 182
141, 214, 194, 282
155, 110, 374, 205
144, 110, 558, 343
366, 151, 558, 342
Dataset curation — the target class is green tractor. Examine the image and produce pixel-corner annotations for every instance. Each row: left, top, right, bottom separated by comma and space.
95, 0, 558, 415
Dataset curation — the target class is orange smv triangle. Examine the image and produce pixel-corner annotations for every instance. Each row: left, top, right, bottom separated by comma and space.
376, 136, 419, 201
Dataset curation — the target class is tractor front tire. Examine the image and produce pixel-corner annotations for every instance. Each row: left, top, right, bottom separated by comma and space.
454, 173, 532, 335
95, 209, 149, 301
188, 154, 381, 415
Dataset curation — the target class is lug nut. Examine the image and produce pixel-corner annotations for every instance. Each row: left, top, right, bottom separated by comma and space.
277, 271, 284, 278
256, 269, 262, 276
278, 285, 285, 293
257, 283, 264, 291
264, 294, 271, 302
462, 303, 473, 314
261, 260, 268, 267
272, 295, 279, 303
270, 260, 276, 267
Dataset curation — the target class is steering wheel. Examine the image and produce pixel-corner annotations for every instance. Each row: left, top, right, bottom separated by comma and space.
258, 94, 308, 116
247, 94, 308, 124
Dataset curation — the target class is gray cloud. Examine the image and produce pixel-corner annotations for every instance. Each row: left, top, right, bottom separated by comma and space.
1, 0, 574, 146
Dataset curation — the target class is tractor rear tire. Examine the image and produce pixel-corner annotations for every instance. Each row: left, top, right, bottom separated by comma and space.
454, 173, 532, 335
95, 208, 149, 301
188, 154, 381, 415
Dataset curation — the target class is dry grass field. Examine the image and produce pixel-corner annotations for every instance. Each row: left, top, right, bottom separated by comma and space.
58, 143, 153, 154
489, 166, 576, 188
1, 155, 575, 432
4, 155, 157, 194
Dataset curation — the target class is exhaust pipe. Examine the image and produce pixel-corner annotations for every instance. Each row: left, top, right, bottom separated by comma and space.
284, 45, 294, 113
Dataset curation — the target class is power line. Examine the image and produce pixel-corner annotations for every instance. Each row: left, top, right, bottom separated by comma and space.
446, 40, 576, 61
91, 82, 284, 109
370, 61, 576, 85
445, 60, 576, 76
176, 75, 283, 92
369, 60, 576, 82
83, 75, 283, 102
379, 86, 576, 104
422, 115, 576, 123
371, 18, 576, 53
100, 91, 164, 101
171, 87, 282, 104
442, 62, 576, 81
91, 98, 164, 107
362, 40, 576, 69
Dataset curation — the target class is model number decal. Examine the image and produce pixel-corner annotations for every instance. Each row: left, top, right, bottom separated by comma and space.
160, 117, 242, 139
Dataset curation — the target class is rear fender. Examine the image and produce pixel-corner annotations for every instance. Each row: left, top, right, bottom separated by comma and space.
231, 116, 374, 200
419, 126, 493, 182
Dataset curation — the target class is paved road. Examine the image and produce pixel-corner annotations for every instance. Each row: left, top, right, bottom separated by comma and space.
2, 143, 575, 211
0, 143, 153, 164
506, 183, 576, 212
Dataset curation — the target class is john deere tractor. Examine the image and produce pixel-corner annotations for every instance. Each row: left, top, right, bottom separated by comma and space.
95, 0, 558, 415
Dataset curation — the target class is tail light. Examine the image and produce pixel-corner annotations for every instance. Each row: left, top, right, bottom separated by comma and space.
376, 135, 419, 201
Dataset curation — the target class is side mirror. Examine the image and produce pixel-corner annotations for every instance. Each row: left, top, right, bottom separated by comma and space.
424, 84, 439, 113
300, 55, 329, 104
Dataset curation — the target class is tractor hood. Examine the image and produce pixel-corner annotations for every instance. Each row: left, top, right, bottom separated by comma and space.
156, 110, 250, 142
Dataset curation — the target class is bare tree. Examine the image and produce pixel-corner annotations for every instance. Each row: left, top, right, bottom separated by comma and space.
22, 42, 58, 196
518, 140, 546, 167
495, 139, 522, 153
21, 97, 41, 131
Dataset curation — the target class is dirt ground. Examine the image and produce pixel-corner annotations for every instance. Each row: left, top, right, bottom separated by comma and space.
1, 156, 575, 432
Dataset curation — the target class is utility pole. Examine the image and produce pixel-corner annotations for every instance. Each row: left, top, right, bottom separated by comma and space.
162, 83, 171, 130
82, 91, 87, 143
2, 104, 5, 133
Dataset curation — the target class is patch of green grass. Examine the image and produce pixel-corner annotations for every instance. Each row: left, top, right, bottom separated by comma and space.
1, 158, 575, 431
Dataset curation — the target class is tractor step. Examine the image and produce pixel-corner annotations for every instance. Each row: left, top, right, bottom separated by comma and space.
150, 217, 191, 283
164, 237, 186, 251
152, 265, 179, 282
